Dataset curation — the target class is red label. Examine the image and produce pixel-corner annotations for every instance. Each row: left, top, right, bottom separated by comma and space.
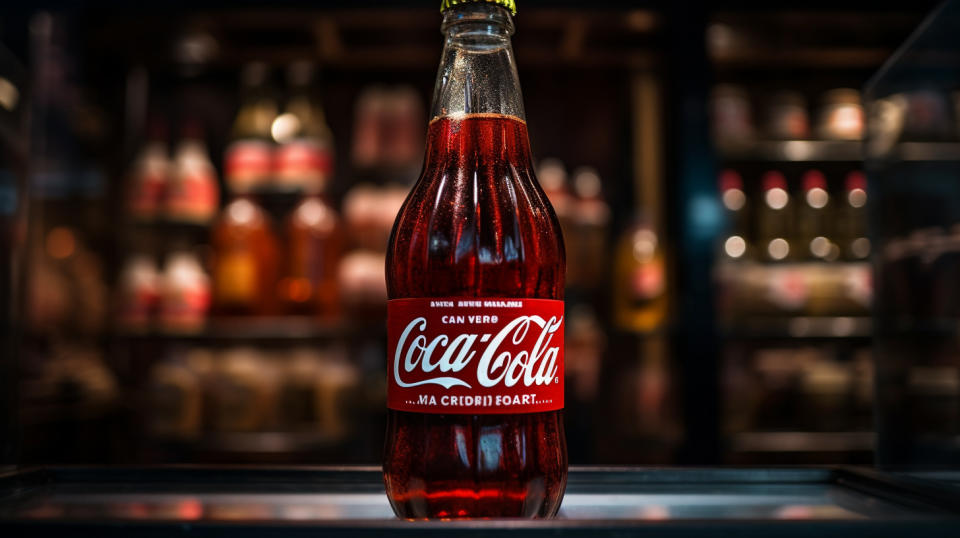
225, 140, 272, 178
387, 298, 564, 414
275, 140, 334, 175
167, 173, 218, 222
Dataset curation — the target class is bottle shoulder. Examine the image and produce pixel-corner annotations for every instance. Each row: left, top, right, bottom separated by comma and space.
387, 164, 565, 299
289, 196, 340, 233
216, 197, 273, 231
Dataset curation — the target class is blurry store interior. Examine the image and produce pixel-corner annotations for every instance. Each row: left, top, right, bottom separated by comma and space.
1, 0, 958, 468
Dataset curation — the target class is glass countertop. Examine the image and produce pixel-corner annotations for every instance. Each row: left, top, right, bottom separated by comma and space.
0, 467, 942, 523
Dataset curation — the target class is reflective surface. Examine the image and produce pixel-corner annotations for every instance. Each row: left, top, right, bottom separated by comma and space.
0, 467, 938, 522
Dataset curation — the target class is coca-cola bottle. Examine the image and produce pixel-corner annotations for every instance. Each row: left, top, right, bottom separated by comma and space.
384, 0, 566, 519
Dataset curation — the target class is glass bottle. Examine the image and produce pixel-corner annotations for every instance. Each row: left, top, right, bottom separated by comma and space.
280, 192, 342, 318
225, 62, 276, 193
757, 170, 793, 262
383, 0, 567, 519
211, 193, 280, 317
613, 216, 668, 332
274, 61, 335, 193
796, 169, 836, 261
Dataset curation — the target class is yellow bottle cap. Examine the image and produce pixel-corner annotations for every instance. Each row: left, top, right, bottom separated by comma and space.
440, 0, 516, 16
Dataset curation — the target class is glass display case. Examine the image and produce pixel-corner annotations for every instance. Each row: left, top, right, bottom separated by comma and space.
865, 1, 960, 469
704, 7, 930, 464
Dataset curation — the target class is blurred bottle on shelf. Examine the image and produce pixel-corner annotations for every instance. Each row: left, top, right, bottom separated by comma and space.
158, 249, 211, 334
26, 244, 69, 333
273, 61, 334, 193
280, 193, 342, 318
904, 90, 953, 141
147, 348, 206, 439
837, 171, 869, 261
126, 120, 169, 221
613, 217, 667, 332
211, 192, 280, 317
765, 91, 810, 140
166, 122, 219, 224
565, 306, 606, 404
382, 87, 424, 176
209, 347, 280, 432
757, 171, 793, 262
351, 87, 385, 170
719, 169, 750, 260
116, 253, 160, 331
800, 356, 853, 432
711, 84, 754, 144
350, 86, 424, 178
796, 170, 837, 261
313, 348, 360, 440
815, 170, 873, 316
342, 184, 380, 250
375, 185, 409, 249
716, 169, 750, 320
342, 183, 406, 252
755, 171, 810, 316
817, 89, 864, 141
537, 159, 576, 282
23, 344, 118, 430
572, 167, 611, 291
27, 227, 108, 335
225, 62, 276, 193
866, 93, 907, 158
278, 347, 326, 432
337, 249, 388, 320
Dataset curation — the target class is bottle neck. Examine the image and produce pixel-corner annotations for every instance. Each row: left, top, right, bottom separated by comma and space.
431, 3, 524, 121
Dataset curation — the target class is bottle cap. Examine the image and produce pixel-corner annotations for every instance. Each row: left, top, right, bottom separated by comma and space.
718, 169, 742, 192
845, 170, 867, 192
441, 0, 516, 15
761, 170, 787, 191
801, 170, 827, 191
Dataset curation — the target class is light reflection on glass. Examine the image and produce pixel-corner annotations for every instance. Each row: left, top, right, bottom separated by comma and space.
722, 188, 746, 211
478, 426, 503, 473
764, 188, 789, 210
810, 236, 831, 258
455, 424, 471, 468
768, 238, 789, 260
724, 235, 746, 258
805, 187, 829, 209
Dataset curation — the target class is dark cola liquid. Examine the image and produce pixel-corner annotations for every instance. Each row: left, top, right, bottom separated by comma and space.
384, 113, 567, 518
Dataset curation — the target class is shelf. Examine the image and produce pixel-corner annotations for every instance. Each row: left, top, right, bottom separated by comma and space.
154, 431, 344, 454
730, 431, 874, 453
873, 142, 960, 162
128, 218, 214, 233
721, 316, 872, 339
718, 139, 960, 163
717, 139, 862, 162
94, 7, 662, 71
114, 317, 374, 343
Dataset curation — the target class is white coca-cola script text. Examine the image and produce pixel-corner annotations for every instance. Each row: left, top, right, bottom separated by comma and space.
393, 315, 563, 389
